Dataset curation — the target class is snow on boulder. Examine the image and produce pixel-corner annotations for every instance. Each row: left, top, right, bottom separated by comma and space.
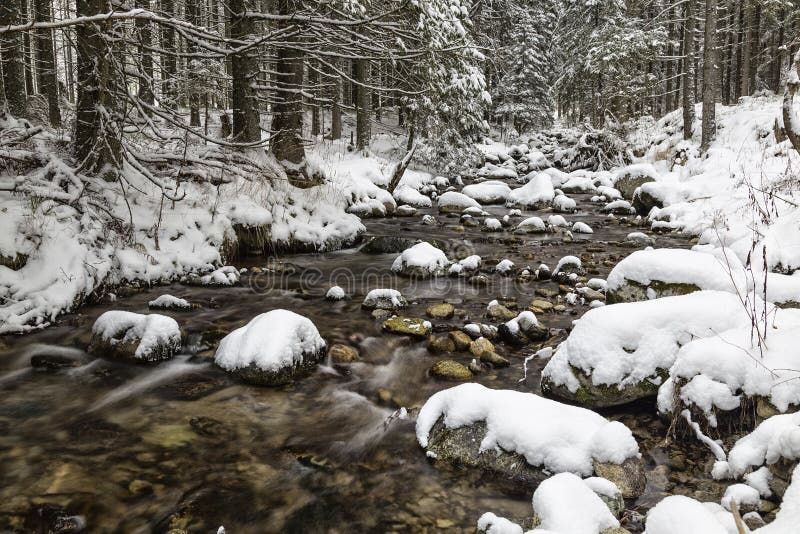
476, 163, 518, 180
552, 194, 577, 213
214, 309, 326, 386
601, 199, 636, 215
531, 473, 620, 533
658, 307, 799, 433
495, 259, 515, 275
643, 495, 729, 534
89, 310, 181, 362
572, 221, 594, 234
393, 185, 432, 208
462, 180, 513, 204
506, 173, 555, 208
596, 185, 622, 201
547, 215, 569, 227
541, 291, 755, 408
449, 255, 482, 275
148, 294, 192, 310
762, 272, 800, 309
606, 248, 747, 304
560, 175, 597, 194
197, 266, 240, 286
391, 242, 450, 278
482, 218, 503, 232
515, 216, 547, 234
715, 412, 800, 481
417, 383, 645, 497
613, 163, 658, 200
437, 191, 481, 213
361, 288, 408, 310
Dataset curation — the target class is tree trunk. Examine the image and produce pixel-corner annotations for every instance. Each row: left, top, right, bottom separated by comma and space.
701, 0, 718, 151
73, 0, 121, 179
354, 58, 370, 149
159, 0, 177, 103
20, 0, 34, 96
682, 0, 695, 140
270, 0, 308, 182
186, 0, 201, 126
135, 0, 154, 109
331, 71, 342, 140
741, 0, 753, 97
309, 59, 320, 137
229, 0, 261, 144
0, 0, 27, 116
34, 0, 61, 126
782, 50, 800, 155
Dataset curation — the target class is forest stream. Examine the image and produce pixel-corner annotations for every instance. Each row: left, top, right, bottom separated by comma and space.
0, 184, 730, 533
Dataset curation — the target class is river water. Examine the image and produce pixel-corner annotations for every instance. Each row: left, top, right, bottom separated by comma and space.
0, 191, 722, 533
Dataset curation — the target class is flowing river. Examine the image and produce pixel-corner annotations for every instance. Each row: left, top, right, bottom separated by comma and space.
0, 188, 725, 532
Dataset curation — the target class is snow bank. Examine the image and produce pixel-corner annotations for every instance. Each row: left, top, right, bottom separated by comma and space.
416, 383, 640, 476
214, 310, 326, 372
542, 291, 755, 393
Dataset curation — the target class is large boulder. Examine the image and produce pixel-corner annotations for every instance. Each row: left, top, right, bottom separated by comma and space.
606, 249, 745, 304
612, 164, 658, 200
89, 311, 181, 362
214, 310, 326, 386
462, 180, 512, 204
417, 383, 646, 497
437, 191, 481, 213
541, 291, 755, 408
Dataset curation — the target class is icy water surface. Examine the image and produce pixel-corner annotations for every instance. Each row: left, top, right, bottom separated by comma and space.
0, 195, 713, 533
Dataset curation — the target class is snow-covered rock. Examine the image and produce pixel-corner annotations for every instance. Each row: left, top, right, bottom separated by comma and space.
417, 383, 645, 496
547, 214, 569, 227
89, 311, 181, 362
483, 218, 503, 232
393, 185, 432, 208
148, 294, 192, 310
391, 242, 450, 277
214, 310, 326, 386
498, 310, 548, 345
541, 291, 756, 408
437, 191, 481, 213
515, 216, 547, 234
462, 180, 513, 204
658, 307, 799, 431
602, 199, 636, 215
495, 259, 515, 275
552, 194, 577, 213
606, 249, 747, 303
325, 285, 346, 301
477, 163, 518, 180
572, 221, 593, 234
561, 175, 597, 194
196, 265, 240, 286
361, 288, 408, 310
643, 495, 728, 534
613, 163, 658, 199
506, 172, 555, 208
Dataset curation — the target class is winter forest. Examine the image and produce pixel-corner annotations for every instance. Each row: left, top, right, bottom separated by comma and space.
3, 0, 800, 532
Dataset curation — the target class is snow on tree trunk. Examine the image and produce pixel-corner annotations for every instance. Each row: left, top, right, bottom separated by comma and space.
186, 0, 201, 127
135, 0, 154, 109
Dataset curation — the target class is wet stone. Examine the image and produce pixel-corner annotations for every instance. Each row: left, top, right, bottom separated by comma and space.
429, 360, 473, 381
448, 331, 472, 351
426, 303, 455, 319
328, 344, 360, 363
428, 334, 456, 353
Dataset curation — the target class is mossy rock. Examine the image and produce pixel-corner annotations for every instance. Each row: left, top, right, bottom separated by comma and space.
382, 316, 431, 337
606, 279, 701, 304
429, 360, 473, 381
232, 224, 271, 256
615, 174, 655, 200
632, 187, 663, 215
541, 365, 667, 408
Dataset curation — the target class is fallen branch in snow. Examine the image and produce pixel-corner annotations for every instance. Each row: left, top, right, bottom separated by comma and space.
681, 409, 727, 462
387, 143, 417, 194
